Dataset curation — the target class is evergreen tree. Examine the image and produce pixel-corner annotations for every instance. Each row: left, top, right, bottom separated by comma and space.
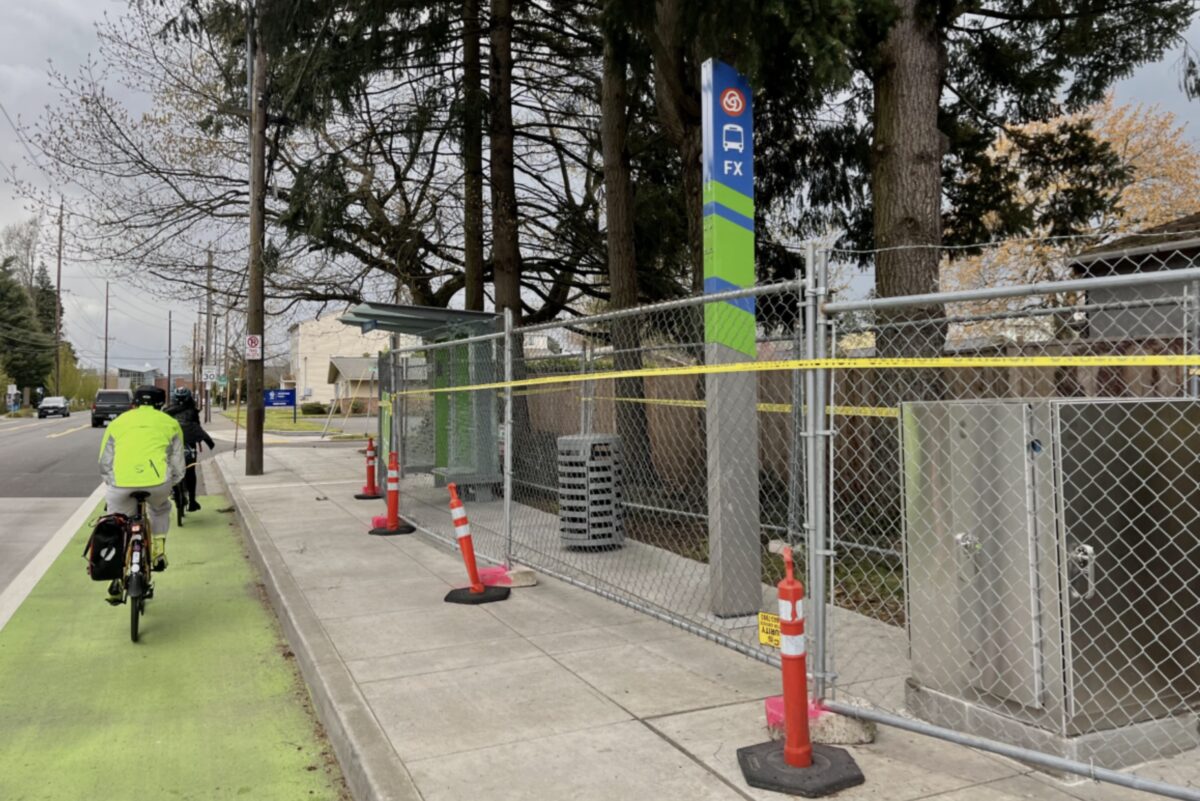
0, 257, 54, 397
32, 263, 58, 343
824, 1, 1195, 335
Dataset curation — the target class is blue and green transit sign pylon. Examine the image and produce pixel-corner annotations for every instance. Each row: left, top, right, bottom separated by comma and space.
702, 58, 761, 617
702, 58, 756, 358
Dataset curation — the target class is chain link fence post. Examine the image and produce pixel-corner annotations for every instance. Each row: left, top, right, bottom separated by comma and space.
801, 242, 822, 696
1190, 279, 1200, 398
810, 244, 832, 701
400, 347, 410, 474
503, 307, 514, 566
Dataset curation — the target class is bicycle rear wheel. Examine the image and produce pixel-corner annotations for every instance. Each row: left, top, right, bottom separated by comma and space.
128, 574, 144, 642
173, 484, 185, 527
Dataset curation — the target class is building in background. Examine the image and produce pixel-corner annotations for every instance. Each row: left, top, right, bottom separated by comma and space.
286, 312, 402, 405
327, 356, 381, 413
110, 365, 160, 389
1071, 211, 1200, 340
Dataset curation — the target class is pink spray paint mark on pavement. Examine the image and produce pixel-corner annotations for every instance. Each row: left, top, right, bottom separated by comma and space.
478, 565, 513, 587
764, 695, 825, 733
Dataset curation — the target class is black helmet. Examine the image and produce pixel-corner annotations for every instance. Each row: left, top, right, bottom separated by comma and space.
173, 387, 194, 405
133, 385, 166, 409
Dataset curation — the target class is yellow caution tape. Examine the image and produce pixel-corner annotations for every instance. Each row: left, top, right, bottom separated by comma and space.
387, 354, 1200, 399
510, 386, 576, 398
590, 397, 899, 418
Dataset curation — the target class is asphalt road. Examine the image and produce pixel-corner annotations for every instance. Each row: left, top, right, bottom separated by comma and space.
0, 413, 105, 594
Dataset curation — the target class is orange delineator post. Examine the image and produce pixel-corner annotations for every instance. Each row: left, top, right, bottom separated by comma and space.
443, 482, 509, 605
368, 450, 415, 535
355, 437, 382, 499
736, 546, 864, 796
778, 546, 813, 768
450, 484, 484, 593
385, 453, 400, 524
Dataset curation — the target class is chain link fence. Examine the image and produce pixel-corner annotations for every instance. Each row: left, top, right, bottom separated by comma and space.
383, 240, 1200, 799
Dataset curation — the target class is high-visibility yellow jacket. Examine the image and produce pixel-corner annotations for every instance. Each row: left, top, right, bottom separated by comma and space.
98, 406, 186, 488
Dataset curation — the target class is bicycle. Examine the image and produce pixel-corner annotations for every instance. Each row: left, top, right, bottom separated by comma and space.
108, 490, 157, 642
171, 445, 198, 528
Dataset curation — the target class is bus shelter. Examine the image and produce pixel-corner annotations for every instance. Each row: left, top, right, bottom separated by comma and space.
339, 302, 501, 498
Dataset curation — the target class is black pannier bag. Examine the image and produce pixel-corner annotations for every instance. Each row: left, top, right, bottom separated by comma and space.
84, 514, 128, 581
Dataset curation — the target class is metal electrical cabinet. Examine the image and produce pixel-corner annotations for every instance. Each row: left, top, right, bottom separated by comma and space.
901, 398, 1200, 767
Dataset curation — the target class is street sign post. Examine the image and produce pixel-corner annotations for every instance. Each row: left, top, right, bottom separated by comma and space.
245, 334, 263, 361
265, 388, 297, 423
701, 58, 759, 618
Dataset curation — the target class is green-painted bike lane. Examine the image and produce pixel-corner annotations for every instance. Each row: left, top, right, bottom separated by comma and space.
0, 496, 348, 801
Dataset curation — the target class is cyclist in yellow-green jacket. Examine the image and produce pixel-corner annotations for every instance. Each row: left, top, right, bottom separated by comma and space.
99, 385, 186, 573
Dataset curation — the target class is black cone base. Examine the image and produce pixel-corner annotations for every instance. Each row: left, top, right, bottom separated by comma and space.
368, 520, 416, 536
354, 492, 383, 500
444, 585, 510, 605
737, 741, 864, 798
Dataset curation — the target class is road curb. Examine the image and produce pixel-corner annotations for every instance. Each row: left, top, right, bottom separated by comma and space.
209, 458, 422, 801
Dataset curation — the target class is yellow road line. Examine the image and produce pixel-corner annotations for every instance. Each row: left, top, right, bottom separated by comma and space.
388, 353, 1200, 399
47, 424, 90, 439
0, 421, 44, 434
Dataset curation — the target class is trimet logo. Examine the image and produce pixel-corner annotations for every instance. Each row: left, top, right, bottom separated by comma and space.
720, 87, 746, 117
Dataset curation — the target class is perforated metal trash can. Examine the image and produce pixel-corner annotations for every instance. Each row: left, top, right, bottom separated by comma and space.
557, 435, 623, 548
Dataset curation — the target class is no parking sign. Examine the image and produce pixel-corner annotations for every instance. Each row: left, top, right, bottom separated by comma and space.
245, 334, 263, 361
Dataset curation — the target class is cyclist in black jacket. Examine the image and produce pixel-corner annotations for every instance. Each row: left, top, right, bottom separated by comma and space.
164, 388, 216, 511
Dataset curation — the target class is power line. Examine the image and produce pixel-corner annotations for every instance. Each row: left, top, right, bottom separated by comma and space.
0, 99, 45, 173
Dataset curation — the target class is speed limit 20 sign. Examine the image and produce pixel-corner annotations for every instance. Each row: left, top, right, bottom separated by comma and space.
245, 334, 263, 361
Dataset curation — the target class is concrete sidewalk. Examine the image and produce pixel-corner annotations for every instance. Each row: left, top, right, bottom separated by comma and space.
211, 446, 1179, 801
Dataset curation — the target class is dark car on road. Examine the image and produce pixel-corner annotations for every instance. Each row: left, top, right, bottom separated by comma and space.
92, 389, 133, 428
37, 396, 71, 418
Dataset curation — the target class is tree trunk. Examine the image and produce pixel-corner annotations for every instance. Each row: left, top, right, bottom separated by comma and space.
488, 0, 532, 484
651, 0, 703, 293
489, 0, 521, 321
871, 0, 945, 359
867, 0, 946, 547
462, 0, 485, 311
602, 20, 656, 488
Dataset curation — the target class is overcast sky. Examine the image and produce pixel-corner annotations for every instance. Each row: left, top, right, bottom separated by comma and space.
1, 2, 1198, 378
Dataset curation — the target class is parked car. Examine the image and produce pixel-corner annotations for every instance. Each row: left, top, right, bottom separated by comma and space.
38, 396, 70, 418
92, 389, 133, 428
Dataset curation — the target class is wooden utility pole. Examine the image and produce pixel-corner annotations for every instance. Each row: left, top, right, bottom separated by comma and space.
103, 281, 109, 389
54, 199, 63, 394
246, 0, 267, 475
223, 308, 231, 409
205, 250, 214, 423
192, 318, 199, 389
198, 300, 206, 415
167, 310, 173, 392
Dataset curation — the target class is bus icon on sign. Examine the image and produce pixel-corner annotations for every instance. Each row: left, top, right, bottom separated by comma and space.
722, 124, 744, 153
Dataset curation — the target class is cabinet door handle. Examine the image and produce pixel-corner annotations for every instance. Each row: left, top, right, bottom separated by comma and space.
954, 531, 980, 553
1069, 543, 1096, 600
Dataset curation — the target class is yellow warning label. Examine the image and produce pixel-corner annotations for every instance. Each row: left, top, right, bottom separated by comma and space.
758, 612, 781, 648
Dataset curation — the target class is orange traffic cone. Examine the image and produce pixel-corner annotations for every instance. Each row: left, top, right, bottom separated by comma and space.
444, 483, 509, 605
